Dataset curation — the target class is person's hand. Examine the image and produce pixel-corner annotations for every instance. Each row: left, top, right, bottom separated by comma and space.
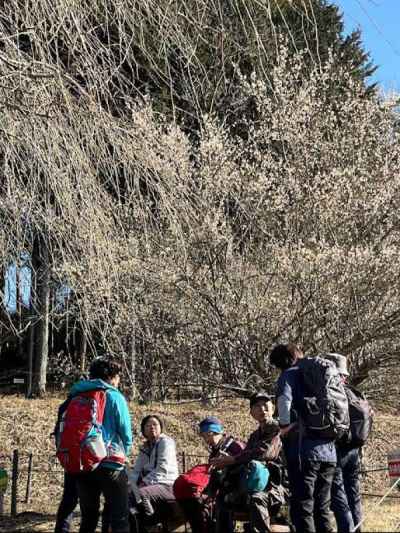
280, 423, 297, 437
200, 493, 213, 504
209, 455, 235, 469
273, 434, 282, 452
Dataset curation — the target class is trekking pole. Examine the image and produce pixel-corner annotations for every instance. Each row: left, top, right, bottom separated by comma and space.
352, 475, 400, 532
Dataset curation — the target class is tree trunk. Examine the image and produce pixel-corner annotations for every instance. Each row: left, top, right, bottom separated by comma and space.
26, 312, 35, 398
79, 328, 88, 374
16, 264, 24, 360
130, 325, 137, 399
26, 256, 36, 398
31, 236, 50, 397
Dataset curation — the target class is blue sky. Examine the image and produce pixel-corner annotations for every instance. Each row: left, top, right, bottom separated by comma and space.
5, 263, 31, 312
334, 0, 400, 93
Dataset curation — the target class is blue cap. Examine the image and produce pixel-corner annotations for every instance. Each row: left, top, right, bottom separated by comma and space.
199, 416, 223, 434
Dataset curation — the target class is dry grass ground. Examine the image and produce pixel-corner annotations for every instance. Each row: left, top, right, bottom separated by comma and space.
1, 395, 400, 531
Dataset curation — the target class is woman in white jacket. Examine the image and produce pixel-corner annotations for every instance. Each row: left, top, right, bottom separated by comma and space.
129, 415, 179, 532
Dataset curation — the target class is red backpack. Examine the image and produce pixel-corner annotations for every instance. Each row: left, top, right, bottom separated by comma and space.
56, 390, 107, 474
173, 464, 211, 500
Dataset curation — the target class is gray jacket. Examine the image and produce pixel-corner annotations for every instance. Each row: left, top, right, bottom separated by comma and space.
129, 434, 179, 486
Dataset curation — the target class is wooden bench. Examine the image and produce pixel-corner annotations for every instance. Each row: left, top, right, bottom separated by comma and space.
233, 510, 291, 532
146, 509, 291, 532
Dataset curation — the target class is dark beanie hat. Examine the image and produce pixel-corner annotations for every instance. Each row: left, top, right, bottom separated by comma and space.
249, 391, 273, 408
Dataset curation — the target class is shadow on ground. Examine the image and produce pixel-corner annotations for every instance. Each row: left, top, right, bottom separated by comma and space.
0, 511, 56, 532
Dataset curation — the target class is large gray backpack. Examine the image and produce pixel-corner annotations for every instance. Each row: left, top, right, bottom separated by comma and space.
298, 356, 350, 440
345, 386, 373, 448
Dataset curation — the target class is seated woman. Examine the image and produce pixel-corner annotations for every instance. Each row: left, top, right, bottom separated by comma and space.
129, 415, 179, 533
175, 416, 244, 533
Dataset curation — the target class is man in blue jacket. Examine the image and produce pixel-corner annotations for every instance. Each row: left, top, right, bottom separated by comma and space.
269, 344, 336, 533
72, 357, 133, 533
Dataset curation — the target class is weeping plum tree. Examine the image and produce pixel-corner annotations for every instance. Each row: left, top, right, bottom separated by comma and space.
0, 0, 375, 127
0, 1, 398, 398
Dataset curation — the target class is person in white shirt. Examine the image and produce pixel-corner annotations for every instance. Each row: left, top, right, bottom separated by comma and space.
129, 415, 179, 533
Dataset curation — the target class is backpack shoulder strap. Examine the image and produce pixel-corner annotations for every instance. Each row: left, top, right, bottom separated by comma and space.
52, 396, 72, 440
153, 440, 161, 468
346, 385, 366, 400
220, 436, 234, 453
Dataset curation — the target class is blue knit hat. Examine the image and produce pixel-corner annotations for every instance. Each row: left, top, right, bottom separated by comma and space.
199, 416, 223, 434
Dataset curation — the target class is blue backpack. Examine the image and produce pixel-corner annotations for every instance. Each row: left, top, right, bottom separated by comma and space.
242, 460, 270, 493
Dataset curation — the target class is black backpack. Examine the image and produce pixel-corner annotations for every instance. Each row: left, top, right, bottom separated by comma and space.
298, 356, 350, 440
345, 386, 373, 448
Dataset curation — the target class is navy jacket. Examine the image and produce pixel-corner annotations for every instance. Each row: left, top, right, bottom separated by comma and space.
276, 366, 336, 463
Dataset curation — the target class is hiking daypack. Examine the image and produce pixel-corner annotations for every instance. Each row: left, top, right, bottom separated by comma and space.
345, 386, 373, 448
56, 390, 108, 473
241, 460, 270, 493
298, 356, 350, 440
173, 464, 211, 500
222, 460, 270, 500
52, 397, 72, 445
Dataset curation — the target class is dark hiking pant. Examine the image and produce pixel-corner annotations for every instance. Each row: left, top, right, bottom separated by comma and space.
285, 457, 303, 532
54, 473, 79, 533
178, 493, 233, 533
178, 497, 213, 533
129, 483, 175, 533
77, 467, 129, 533
299, 460, 336, 533
331, 448, 362, 532
247, 491, 272, 533
218, 491, 271, 533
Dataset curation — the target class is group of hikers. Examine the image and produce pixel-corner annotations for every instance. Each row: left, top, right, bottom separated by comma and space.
53, 343, 373, 533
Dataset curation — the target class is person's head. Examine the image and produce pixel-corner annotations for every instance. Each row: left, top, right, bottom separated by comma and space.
324, 353, 349, 383
141, 415, 163, 442
249, 392, 274, 424
89, 357, 121, 388
199, 416, 224, 447
269, 343, 303, 371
